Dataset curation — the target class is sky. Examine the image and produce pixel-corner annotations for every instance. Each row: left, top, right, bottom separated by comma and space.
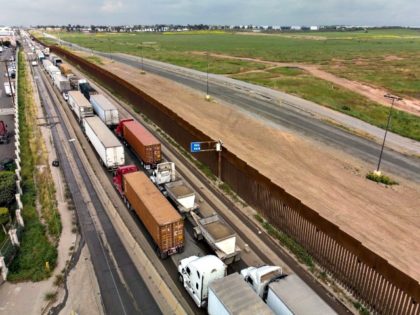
1, 0, 420, 27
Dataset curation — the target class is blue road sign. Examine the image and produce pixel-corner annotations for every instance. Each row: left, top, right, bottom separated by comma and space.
190, 142, 201, 153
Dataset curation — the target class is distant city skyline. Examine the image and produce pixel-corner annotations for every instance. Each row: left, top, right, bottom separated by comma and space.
1, 0, 420, 27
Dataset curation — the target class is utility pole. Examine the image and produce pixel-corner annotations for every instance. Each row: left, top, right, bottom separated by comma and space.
375, 94, 402, 174
205, 51, 210, 100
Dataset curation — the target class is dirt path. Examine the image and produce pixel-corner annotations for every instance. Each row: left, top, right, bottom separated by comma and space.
193, 52, 420, 117
76, 52, 420, 284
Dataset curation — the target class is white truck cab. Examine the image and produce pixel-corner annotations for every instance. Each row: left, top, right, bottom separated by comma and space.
241, 265, 283, 298
178, 255, 227, 308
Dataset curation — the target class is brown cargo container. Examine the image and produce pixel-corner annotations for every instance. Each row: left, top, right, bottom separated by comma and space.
123, 171, 184, 258
58, 63, 73, 76
122, 120, 161, 167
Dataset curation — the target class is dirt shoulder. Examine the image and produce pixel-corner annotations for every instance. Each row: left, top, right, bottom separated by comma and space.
75, 51, 420, 283
192, 52, 420, 117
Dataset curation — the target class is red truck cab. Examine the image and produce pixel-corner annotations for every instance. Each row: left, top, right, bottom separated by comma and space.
113, 164, 138, 196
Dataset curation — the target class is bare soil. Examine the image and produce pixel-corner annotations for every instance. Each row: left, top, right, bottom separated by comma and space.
192, 52, 420, 117
76, 51, 420, 282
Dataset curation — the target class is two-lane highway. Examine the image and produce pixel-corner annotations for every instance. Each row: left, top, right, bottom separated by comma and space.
53, 36, 420, 182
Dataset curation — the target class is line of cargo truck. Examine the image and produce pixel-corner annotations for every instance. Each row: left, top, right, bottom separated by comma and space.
38, 50, 241, 265
178, 255, 337, 315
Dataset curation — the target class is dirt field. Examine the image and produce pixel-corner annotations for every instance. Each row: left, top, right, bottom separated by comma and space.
193, 52, 420, 117
76, 51, 420, 283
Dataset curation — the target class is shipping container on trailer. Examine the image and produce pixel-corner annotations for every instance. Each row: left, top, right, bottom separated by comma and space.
123, 171, 184, 258
90, 94, 119, 127
58, 63, 73, 77
208, 273, 274, 315
116, 119, 161, 168
67, 91, 94, 123
83, 116, 125, 169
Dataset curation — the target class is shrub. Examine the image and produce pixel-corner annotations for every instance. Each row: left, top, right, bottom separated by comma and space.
0, 171, 16, 206
366, 171, 398, 185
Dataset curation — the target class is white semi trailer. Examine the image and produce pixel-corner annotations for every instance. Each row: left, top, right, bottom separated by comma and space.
67, 91, 94, 123
83, 116, 125, 170
208, 273, 274, 315
241, 266, 337, 315
89, 94, 119, 127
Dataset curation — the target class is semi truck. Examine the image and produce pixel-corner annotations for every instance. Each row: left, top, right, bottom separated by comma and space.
151, 162, 241, 264
90, 94, 119, 127
49, 54, 62, 67
58, 63, 73, 77
115, 119, 162, 169
208, 273, 274, 315
46, 65, 61, 78
52, 74, 71, 92
178, 255, 227, 308
113, 169, 184, 258
241, 266, 337, 315
83, 116, 125, 170
67, 91, 94, 123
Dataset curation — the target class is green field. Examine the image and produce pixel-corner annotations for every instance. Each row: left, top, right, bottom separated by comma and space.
41, 29, 420, 140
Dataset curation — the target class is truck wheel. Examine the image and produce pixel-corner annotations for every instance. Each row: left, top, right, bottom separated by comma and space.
160, 251, 168, 259
178, 273, 183, 283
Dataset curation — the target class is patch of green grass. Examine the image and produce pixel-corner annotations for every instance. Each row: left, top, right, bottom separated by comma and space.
232, 69, 420, 141
353, 301, 371, 315
38, 30, 420, 141
7, 50, 57, 282
85, 55, 104, 65
255, 213, 314, 269
44, 291, 58, 302
366, 171, 398, 185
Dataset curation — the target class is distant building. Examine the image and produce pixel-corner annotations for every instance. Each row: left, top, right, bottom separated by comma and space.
291, 26, 302, 31
310, 26, 319, 31
0, 26, 16, 46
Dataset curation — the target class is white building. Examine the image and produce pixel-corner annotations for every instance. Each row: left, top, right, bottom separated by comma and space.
310, 26, 319, 31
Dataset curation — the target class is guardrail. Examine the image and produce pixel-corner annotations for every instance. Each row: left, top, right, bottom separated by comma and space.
48, 44, 420, 315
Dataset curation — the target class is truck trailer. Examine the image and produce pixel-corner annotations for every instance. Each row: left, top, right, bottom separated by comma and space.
90, 94, 119, 127
58, 63, 73, 77
116, 169, 184, 258
115, 119, 161, 169
53, 74, 71, 92
241, 266, 337, 315
208, 273, 274, 315
67, 91, 94, 123
151, 162, 241, 264
83, 116, 125, 169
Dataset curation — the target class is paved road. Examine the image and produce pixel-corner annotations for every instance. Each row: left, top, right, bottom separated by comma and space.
51, 37, 420, 182
29, 47, 161, 314
109, 53, 420, 182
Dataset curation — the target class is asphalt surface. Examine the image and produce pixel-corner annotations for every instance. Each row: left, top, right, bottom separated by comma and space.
27, 45, 161, 314
103, 52, 420, 183
49, 38, 420, 182
0, 47, 15, 162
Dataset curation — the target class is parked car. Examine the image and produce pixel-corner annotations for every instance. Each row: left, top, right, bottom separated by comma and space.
62, 92, 69, 102
31, 61, 38, 66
